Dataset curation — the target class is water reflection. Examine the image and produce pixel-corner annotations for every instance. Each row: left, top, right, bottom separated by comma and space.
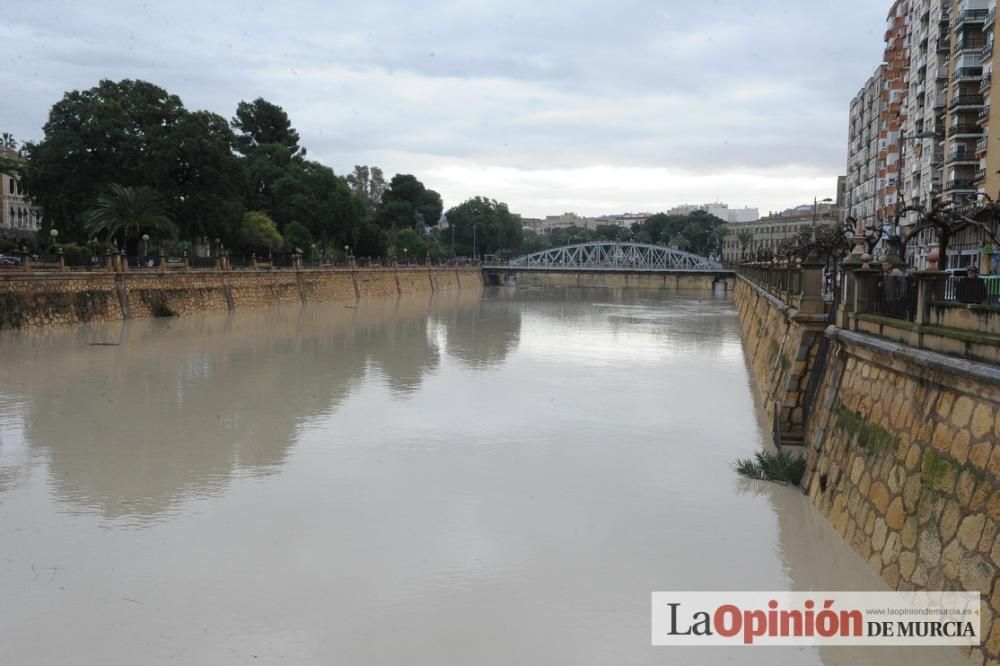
0, 291, 488, 520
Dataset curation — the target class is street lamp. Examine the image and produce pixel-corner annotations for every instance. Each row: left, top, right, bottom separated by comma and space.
142, 234, 150, 261
403, 247, 408, 265
811, 197, 834, 241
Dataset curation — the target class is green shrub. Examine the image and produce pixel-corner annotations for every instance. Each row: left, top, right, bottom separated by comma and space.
734, 449, 807, 485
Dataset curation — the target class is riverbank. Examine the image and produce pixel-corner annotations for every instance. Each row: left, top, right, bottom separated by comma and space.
0, 267, 483, 329
735, 274, 1000, 665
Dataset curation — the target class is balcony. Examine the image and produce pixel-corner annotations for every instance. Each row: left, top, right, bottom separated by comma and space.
981, 74, 993, 91
938, 34, 953, 52
946, 179, 978, 191
979, 105, 992, 122
977, 136, 989, 154
950, 93, 984, 108
988, 6, 998, 29
950, 124, 984, 136
955, 37, 987, 52
954, 66, 985, 81
975, 168, 987, 181
955, 9, 989, 31
946, 151, 979, 163
985, 43, 995, 60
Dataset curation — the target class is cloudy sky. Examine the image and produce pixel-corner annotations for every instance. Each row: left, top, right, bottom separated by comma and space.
3, 1, 886, 218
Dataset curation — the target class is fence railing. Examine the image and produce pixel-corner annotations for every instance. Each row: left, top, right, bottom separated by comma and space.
736, 264, 804, 300
0, 252, 477, 274
856, 274, 918, 321
942, 275, 1000, 306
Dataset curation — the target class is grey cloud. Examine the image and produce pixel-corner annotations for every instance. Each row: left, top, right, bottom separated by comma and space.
3, 1, 887, 212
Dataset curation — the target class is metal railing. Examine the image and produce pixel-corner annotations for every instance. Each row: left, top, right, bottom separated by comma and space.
856, 274, 918, 321
943, 275, 1000, 306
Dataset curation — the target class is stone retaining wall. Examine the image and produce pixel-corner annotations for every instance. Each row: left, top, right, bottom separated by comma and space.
736, 273, 1000, 664
733, 277, 827, 440
0, 268, 483, 330
803, 329, 1000, 664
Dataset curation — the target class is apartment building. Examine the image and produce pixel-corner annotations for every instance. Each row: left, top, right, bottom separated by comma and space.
845, 66, 887, 230
846, 0, 1000, 270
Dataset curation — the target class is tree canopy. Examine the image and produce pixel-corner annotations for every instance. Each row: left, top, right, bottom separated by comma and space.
631, 211, 726, 257
374, 174, 443, 231
446, 197, 523, 258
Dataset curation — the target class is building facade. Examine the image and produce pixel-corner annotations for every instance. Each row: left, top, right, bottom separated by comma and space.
721, 203, 839, 265
845, 66, 886, 230
667, 202, 759, 224
0, 148, 41, 237
847, 0, 1000, 270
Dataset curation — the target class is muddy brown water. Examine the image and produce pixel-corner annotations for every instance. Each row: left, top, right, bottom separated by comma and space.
0, 287, 968, 665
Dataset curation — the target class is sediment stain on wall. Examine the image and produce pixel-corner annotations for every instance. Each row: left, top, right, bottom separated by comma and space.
0, 268, 481, 330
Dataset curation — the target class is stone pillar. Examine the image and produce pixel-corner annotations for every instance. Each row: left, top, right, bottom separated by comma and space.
21, 249, 31, 272
120, 250, 127, 273
58, 249, 66, 272
914, 269, 947, 327
158, 249, 166, 270
799, 255, 825, 315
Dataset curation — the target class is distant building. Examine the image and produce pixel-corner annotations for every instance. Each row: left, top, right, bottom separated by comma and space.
0, 147, 41, 237
667, 202, 759, 224
721, 202, 840, 265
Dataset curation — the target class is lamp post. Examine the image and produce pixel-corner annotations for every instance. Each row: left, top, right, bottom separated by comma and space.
344, 244, 350, 268
403, 247, 408, 266
142, 234, 150, 264
49, 228, 58, 251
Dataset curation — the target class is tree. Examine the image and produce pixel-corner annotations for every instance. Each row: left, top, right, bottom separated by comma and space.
270, 159, 363, 248
899, 199, 1000, 265
394, 228, 428, 259
165, 110, 246, 244
632, 211, 726, 257
82, 184, 178, 247
239, 211, 283, 253
232, 98, 302, 156
283, 221, 313, 255
374, 174, 443, 231
1, 133, 17, 151
446, 197, 523, 257
344, 165, 387, 211
354, 221, 389, 258
736, 230, 754, 259
23, 79, 240, 243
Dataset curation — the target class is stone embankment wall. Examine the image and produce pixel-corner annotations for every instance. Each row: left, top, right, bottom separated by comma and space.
0, 267, 483, 330
732, 278, 827, 441
736, 274, 1000, 664
513, 270, 725, 291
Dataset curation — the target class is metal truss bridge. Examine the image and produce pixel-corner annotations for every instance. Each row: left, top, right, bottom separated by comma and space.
485, 242, 724, 272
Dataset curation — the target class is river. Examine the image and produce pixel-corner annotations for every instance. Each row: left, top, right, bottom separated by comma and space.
0, 287, 968, 665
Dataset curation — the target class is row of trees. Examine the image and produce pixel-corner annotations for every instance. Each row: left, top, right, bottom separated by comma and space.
13, 79, 454, 259
8, 78, 735, 263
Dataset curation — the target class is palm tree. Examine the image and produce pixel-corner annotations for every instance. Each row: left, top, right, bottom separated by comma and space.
82, 184, 178, 247
736, 229, 754, 260
0, 133, 17, 151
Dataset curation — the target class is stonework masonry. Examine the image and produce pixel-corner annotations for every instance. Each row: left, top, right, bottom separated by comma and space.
733, 278, 828, 442
737, 275, 1000, 665
0, 267, 481, 330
